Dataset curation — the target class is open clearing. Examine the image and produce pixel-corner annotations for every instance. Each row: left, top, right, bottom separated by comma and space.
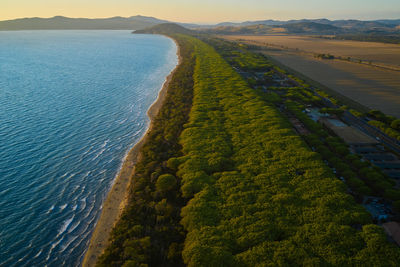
223, 35, 400, 118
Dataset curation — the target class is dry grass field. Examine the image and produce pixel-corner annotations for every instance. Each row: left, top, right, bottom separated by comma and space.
222, 35, 400, 118
224, 35, 400, 69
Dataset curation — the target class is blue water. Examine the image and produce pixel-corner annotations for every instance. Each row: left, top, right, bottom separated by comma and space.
0, 30, 177, 266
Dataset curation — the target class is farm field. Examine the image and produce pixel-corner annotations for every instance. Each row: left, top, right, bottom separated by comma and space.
223, 35, 400, 68
222, 35, 400, 118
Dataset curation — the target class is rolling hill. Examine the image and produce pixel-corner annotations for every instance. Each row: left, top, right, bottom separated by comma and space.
0, 15, 168, 30
134, 23, 194, 35
1, 15, 399, 37
209, 18, 400, 29
200, 22, 344, 35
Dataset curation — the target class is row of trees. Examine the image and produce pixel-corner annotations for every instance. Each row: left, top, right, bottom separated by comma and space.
367, 110, 400, 141
326, 34, 400, 45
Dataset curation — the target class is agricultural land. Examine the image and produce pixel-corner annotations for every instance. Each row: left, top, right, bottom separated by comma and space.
223, 35, 400, 118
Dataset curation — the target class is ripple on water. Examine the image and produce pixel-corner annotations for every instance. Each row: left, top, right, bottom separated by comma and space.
57, 216, 75, 238
0, 30, 178, 266
33, 249, 43, 259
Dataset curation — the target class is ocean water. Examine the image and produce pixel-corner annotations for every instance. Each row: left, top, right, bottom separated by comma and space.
0, 30, 177, 266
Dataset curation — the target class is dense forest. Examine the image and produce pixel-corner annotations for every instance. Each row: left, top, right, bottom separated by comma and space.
179, 35, 400, 266
97, 27, 400, 266
97, 34, 195, 266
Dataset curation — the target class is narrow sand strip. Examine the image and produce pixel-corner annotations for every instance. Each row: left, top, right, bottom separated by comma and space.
82, 37, 180, 267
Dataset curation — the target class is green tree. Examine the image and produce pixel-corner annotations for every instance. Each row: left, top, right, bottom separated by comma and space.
156, 174, 177, 192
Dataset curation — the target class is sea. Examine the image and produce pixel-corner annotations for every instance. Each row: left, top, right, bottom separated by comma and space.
0, 30, 178, 266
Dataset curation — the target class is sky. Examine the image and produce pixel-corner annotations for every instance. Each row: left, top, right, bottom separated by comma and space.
1, 0, 399, 23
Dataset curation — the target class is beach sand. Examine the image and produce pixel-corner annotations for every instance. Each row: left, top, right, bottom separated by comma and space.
82, 38, 180, 267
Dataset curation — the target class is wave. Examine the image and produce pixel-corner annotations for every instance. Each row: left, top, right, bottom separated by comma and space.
117, 118, 128, 124
33, 249, 43, 259
60, 235, 79, 253
82, 145, 94, 156
80, 197, 87, 211
62, 172, 77, 185
82, 200, 96, 220
67, 220, 80, 234
47, 205, 55, 214
92, 148, 106, 161
57, 216, 75, 238
46, 237, 64, 261
101, 139, 110, 148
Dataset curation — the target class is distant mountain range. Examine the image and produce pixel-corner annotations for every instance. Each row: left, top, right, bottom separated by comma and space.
200, 20, 400, 35
0, 15, 168, 30
212, 18, 400, 29
0, 16, 399, 34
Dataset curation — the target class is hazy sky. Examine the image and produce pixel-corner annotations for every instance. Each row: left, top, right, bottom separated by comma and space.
1, 0, 399, 23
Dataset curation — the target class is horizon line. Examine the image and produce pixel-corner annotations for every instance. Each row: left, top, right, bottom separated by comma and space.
1, 15, 400, 25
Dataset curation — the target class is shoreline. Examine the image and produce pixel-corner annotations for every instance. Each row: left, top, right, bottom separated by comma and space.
82, 37, 180, 267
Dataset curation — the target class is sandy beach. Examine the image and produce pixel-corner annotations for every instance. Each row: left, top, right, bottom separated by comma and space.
82, 37, 181, 267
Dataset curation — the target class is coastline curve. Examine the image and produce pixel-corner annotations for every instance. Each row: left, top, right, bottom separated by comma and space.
82, 35, 180, 267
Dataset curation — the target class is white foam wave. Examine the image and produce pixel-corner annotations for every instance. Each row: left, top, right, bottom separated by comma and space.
67, 220, 80, 233
33, 249, 43, 258
101, 139, 110, 148
59, 204, 68, 211
47, 205, 55, 214
92, 148, 105, 161
118, 118, 128, 124
57, 216, 74, 238
80, 197, 87, 211
82, 170, 91, 179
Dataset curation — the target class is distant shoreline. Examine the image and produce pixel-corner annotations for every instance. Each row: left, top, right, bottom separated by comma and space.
82, 36, 180, 267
